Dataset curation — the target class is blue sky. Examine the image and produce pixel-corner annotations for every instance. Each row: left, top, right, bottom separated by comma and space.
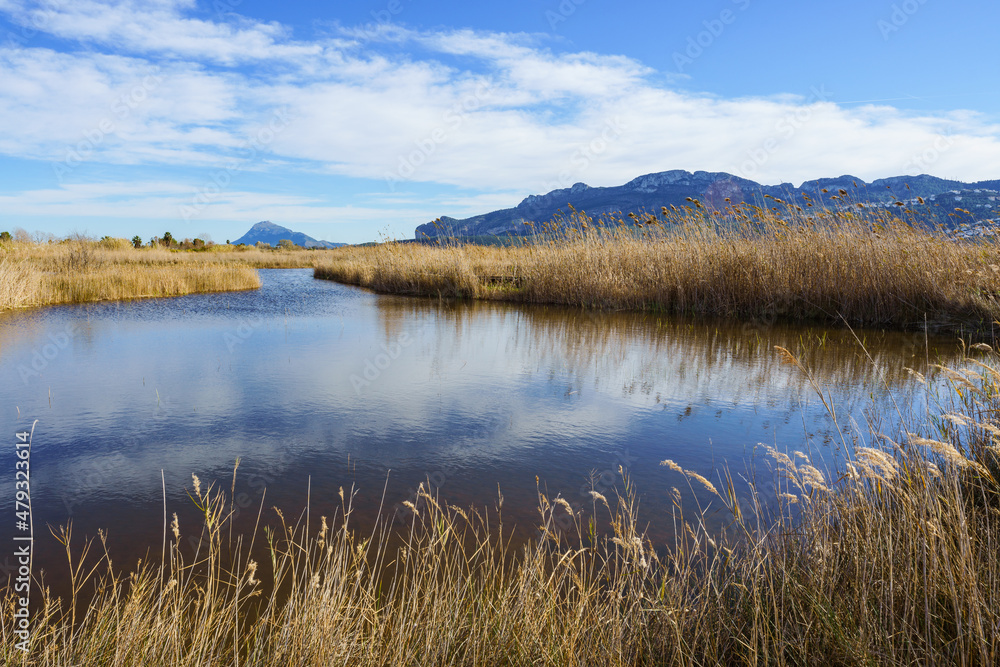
1, 0, 998, 244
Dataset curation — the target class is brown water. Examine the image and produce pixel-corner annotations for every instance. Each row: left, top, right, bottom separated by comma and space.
0, 269, 961, 594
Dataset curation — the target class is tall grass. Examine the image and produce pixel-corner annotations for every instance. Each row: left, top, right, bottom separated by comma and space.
0, 239, 332, 311
0, 256, 38, 310
4, 346, 1000, 665
316, 204, 1000, 331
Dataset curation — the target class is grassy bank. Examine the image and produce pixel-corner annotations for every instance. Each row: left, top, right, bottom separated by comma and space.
0, 239, 330, 311
316, 204, 1000, 331
4, 348, 1000, 665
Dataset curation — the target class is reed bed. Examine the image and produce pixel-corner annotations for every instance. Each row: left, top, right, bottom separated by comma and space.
316, 204, 1000, 331
0, 256, 39, 311
4, 346, 1000, 665
0, 239, 330, 310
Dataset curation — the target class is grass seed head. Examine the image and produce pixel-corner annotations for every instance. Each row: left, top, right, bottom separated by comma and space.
588, 490, 609, 508
660, 459, 683, 473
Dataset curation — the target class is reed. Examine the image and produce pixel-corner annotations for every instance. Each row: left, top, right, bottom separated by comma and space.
315, 204, 1000, 332
4, 347, 1000, 665
0, 239, 333, 311
0, 256, 38, 311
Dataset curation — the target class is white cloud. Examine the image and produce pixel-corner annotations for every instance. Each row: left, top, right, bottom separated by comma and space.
0, 0, 319, 64
0, 180, 461, 231
0, 0, 998, 238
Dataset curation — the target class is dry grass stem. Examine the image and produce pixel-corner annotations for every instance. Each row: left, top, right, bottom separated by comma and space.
316, 204, 1000, 332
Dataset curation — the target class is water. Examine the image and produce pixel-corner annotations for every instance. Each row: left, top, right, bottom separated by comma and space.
0, 269, 959, 591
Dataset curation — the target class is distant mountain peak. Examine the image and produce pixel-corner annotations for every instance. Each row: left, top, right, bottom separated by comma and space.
247, 221, 283, 232
232, 221, 344, 249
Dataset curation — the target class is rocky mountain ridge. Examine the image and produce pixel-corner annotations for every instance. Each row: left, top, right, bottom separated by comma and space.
416, 170, 1000, 239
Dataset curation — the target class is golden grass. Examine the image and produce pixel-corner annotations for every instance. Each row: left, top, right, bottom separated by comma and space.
0, 256, 39, 311
316, 204, 1000, 331
5, 348, 1000, 665
0, 240, 333, 310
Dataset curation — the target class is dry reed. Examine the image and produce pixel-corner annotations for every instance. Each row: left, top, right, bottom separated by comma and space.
316, 204, 1000, 331
0, 240, 333, 311
4, 346, 1000, 665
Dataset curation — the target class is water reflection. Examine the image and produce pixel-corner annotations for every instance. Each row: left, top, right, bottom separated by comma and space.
0, 270, 961, 593
383, 296, 946, 403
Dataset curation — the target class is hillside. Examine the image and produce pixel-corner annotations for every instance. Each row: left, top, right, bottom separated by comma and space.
233, 221, 345, 248
415, 170, 1000, 240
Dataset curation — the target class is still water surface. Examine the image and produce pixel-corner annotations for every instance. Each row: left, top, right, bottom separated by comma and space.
0, 269, 958, 588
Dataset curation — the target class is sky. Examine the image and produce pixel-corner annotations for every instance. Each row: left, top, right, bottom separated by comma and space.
0, 0, 998, 244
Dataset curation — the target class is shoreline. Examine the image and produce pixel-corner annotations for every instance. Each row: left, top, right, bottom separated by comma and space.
314, 209, 1000, 336
0, 241, 331, 312
3, 348, 997, 664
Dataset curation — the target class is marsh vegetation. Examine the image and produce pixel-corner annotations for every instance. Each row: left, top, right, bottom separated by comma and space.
3, 344, 1000, 665
0, 237, 329, 311
316, 202, 1000, 333
5, 204, 1000, 664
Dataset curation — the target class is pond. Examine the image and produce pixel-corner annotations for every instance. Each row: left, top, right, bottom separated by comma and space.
0, 269, 959, 591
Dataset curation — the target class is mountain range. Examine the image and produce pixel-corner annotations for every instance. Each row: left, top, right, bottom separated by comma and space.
415, 170, 1000, 240
232, 221, 345, 248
